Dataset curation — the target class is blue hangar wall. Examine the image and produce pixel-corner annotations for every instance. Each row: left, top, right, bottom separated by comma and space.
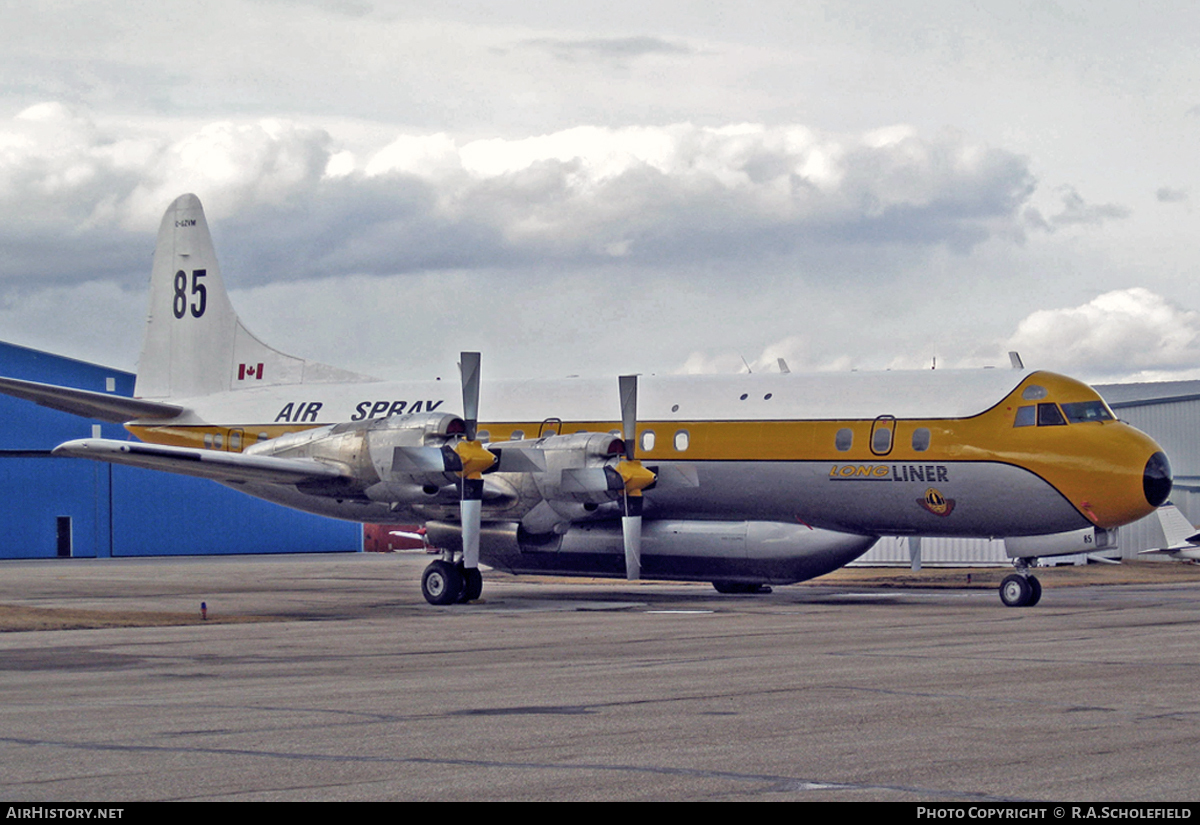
0, 341, 362, 559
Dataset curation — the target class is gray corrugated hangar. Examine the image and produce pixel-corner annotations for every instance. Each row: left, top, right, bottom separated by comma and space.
0, 341, 361, 559
859, 379, 1200, 566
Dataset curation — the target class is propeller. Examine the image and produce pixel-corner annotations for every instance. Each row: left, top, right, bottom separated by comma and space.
617, 374, 656, 580
455, 352, 493, 570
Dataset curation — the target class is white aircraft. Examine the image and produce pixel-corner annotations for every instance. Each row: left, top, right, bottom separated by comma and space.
1139, 503, 1200, 562
0, 194, 1174, 607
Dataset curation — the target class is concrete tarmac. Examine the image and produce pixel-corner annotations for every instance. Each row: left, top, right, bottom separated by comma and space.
1, 553, 1198, 801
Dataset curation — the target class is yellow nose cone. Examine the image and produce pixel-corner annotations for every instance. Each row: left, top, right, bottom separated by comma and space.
1051, 422, 1171, 529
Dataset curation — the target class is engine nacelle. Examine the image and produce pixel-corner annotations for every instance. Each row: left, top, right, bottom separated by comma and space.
488, 431, 628, 531
248, 418, 634, 524
244, 413, 466, 503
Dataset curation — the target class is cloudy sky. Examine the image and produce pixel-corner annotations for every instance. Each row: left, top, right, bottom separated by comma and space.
2, 0, 1199, 385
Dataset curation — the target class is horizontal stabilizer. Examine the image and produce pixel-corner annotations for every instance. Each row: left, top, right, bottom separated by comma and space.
53, 438, 347, 485
0, 376, 183, 423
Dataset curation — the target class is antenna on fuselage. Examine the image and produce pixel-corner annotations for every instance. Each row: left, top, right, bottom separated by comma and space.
1009, 351, 1025, 369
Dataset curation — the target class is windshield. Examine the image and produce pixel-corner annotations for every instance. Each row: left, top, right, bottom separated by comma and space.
1060, 400, 1114, 423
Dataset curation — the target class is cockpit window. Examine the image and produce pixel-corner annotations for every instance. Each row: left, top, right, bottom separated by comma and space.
1016, 400, 1107, 427
1037, 403, 1067, 426
1060, 400, 1114, 423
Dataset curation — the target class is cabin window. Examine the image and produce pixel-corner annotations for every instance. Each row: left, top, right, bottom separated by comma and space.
1014, 406, 1035, 427
510, 430, 524, 441
203, 433, 213, 448
1060, 400, 1114, 423
674, 430, 690, 452
258, 432, 269, 442
835, 428, 853, 451
1037, 403, 1067, 426
641, 430, 656, 452
871, 426, 893, 454
229, 431, 242, 451
477, 430, 490, 442
912, 428, 931, 451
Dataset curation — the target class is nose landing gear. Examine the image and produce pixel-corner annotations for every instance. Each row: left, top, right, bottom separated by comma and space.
999, 559, 1042, 607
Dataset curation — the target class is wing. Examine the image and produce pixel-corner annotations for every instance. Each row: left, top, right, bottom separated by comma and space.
52, 438, 348, 485
0, 375, 183, 423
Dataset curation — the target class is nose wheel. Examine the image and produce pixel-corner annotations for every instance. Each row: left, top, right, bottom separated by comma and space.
999, 564, 1042, 608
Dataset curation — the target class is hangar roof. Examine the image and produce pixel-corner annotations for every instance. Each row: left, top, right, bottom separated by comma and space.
1096, 380, 1200, 408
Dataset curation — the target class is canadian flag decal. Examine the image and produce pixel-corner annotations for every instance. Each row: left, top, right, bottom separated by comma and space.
238, 363, 264, 380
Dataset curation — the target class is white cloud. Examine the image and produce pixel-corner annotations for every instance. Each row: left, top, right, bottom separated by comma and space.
0, 109, 1040, 287
1006, 288, 1200, 381
676, 335, 859, 375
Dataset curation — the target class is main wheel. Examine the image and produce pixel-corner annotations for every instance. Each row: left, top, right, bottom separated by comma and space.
999, 573, 1032, 607
460, 567, 483, 602
1025, 575, 1042, 607
422, 560, 464, 606
712, 581, 767, 594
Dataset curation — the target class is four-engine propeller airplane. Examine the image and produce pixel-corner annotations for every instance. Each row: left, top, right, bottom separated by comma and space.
0, 194, 1174, 606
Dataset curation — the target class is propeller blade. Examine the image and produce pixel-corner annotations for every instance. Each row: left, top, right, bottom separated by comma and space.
561, 466, 625, 494
619, 374, 638, 461
460, 351, 481, 442
391, 445, 451, 475
457, 351, 489, 570
461, 479, 482, 570
622, 509, 642, 581
617, 374, 649, 580
489, 445, 546, 473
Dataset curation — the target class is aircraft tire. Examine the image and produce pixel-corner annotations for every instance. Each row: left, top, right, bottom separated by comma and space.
999, 574, 1032, 607
712, 581, 765, 594
460, 567, 483, 602
1026, 575, 1042, 607
422, 560, 464, 606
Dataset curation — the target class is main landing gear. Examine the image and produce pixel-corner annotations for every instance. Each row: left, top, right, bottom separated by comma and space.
421, 558, 484, 605
999, 559, 1042, 608
711, 581, 772, 594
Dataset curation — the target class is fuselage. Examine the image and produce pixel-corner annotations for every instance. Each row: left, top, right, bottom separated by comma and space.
125, 367, 1169, 539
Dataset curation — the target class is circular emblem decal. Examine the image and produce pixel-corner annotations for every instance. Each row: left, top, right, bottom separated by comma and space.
918, 487, 955, 517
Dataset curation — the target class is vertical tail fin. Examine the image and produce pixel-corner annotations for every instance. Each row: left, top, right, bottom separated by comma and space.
1155, 503, 1200, 548
135, 194, 372, 400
